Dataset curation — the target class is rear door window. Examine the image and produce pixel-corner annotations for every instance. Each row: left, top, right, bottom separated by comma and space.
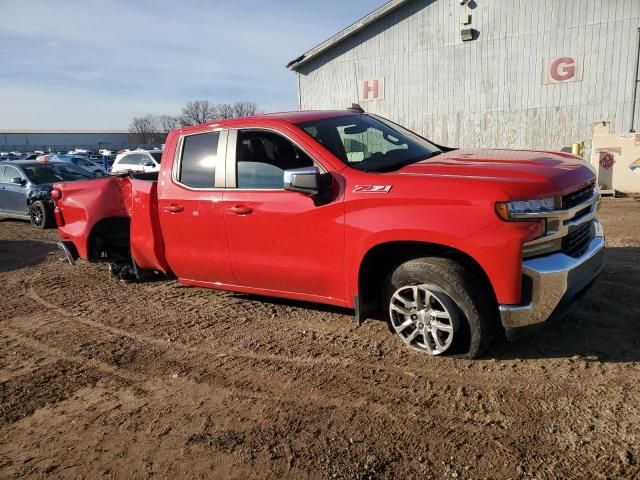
178, 132, 220, 188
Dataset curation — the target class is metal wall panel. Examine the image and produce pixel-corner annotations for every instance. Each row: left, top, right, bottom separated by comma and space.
294, 0, 640, 156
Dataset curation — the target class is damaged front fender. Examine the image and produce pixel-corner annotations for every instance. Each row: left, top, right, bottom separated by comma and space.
26, 187, 53, 205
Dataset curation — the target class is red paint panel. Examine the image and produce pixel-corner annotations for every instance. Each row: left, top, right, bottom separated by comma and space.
129, 179, 170, 273
222, 188, 345, 301
55, 176, 129, 258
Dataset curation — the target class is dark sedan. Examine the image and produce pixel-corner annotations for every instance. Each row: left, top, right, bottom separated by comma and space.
0, 160, 93, 228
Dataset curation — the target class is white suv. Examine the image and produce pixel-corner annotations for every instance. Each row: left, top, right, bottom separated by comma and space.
111, 150, 163, 174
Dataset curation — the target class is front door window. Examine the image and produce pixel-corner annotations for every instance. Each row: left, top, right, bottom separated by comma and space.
235, 130, 315, 189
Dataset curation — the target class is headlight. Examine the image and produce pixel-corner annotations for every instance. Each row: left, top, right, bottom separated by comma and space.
495, 197, 555, 220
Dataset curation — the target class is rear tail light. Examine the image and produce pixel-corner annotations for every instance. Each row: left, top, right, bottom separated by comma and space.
54, 206, 64, 227
50, 188, 62, 201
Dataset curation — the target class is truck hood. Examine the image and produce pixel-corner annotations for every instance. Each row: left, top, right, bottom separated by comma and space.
397, 148, 596, 197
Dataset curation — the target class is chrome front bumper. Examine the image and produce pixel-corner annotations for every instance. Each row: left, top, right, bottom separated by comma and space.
499, 220, 605, 328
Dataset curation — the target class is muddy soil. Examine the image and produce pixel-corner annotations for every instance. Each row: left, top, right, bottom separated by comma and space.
1, 198, 639, 479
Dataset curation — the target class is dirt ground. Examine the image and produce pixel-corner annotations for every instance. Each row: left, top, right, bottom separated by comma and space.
0, 198, 639, 479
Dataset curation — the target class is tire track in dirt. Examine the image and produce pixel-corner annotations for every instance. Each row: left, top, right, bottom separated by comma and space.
25, 266, 612, 403
13, 284, 546, 451
21, 267, 633, 463
5, 303, 408, 424
27, 260, 636, 396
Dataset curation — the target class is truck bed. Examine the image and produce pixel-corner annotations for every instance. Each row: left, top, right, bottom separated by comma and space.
55, 172, 170, 274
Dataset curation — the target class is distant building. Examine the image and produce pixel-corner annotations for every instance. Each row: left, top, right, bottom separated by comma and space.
0, 130, 132, 152
287, 0, 640, 156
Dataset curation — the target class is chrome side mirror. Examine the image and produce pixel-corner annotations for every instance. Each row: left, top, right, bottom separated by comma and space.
284, 167, 323, 195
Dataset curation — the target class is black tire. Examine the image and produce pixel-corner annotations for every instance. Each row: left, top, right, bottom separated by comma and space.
30, 200, 54, 229
109, 260, 156, 282
383, 257, 497, 358
132, 260, 156, 281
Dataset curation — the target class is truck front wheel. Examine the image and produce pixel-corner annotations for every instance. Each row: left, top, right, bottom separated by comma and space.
383, 257, 495, 358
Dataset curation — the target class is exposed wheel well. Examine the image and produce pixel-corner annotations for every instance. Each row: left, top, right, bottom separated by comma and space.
88, 217, 131, 262
358, 241, 498, 318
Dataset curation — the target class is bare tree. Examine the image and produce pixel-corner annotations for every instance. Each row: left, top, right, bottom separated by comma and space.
181, 100, 217, 126
233, 101, 259, 118
158, 114, 181, 135
213, 103, 236, 120
129, 101, 261, 142
129, 114, 158, 145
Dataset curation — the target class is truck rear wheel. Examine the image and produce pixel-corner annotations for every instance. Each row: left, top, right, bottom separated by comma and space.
383, 257, 495, 358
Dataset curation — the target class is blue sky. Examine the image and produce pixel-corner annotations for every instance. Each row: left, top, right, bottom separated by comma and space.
0, 0, 386, 130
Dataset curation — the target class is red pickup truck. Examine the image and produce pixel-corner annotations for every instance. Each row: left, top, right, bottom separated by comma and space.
53, 108, 604, 357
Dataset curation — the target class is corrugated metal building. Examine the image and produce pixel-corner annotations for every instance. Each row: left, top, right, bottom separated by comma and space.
0, 130, 132, 152
287, 0, 640, 157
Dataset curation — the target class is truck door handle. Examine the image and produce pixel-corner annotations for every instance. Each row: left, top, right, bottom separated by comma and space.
227, 205, 253, 215
163, 204, 184, 213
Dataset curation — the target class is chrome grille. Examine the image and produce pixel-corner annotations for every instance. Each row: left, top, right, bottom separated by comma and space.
562, 182, 595, 209
521, 181, 600, 259
561, 221, 595, 258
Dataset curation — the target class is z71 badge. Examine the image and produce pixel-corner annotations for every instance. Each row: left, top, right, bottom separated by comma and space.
353, 185, 392, 193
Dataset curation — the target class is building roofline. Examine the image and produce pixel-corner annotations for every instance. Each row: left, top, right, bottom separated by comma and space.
286, 0, 412, 71
0, 130, 129, 134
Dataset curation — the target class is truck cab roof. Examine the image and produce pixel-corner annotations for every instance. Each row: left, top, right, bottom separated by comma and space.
187, 110, 356, 132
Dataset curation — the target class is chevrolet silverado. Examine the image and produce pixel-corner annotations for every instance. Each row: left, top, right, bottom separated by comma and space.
52, 108, 605, 357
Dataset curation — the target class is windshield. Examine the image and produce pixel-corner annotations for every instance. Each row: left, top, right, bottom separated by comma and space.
22, 163, 93, 183
150, 152, 162, 163
298, 114, 441, 172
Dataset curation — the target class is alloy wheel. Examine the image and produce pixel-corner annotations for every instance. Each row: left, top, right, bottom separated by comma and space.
389, 284, 457, 355
31, 204, 44, 228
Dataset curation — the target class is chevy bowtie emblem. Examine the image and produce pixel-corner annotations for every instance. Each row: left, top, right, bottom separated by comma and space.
353, 185, 392, 193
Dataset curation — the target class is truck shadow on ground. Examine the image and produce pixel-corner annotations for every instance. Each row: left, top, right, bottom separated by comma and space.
490, 246, 640, 363
0, 240, 56, 273
0, 240, 57, 274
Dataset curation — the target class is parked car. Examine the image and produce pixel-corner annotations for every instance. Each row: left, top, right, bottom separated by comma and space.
50, 154, 106, 176
22, 151, 45, 157
2, 153, 24, 161
52, 109, 604, 357
67, 149, 94, 156
0, 159, 94, 228
110, 149, 162, 174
